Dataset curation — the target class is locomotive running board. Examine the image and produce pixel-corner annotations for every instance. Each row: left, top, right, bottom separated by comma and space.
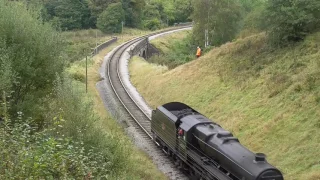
188, 150, 233, 180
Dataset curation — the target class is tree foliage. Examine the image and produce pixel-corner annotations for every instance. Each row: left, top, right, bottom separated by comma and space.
173, 0, 193, 23
20, 0, 194, 32
97, 2, 125, 33
192, 0, 243, 47
122, 0, 145, 28
43, 0, 92, 30
142, 3, 162, 30
0, 1, 65, 120
141, 0, 193, 30
262, 0, 320, 45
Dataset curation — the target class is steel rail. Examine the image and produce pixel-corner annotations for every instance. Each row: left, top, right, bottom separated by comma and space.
107, 36, 152, 138
107, 26, 192, 139
105, 26, 234, 180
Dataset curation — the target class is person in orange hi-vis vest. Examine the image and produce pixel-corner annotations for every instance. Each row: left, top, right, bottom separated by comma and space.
196, 46, 202, 58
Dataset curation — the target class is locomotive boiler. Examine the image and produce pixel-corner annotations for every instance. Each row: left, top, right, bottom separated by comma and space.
151, 102, 283, 180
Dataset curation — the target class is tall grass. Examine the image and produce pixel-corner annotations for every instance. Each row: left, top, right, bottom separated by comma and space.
149, 30, 196, 69
0, 1, 166, 179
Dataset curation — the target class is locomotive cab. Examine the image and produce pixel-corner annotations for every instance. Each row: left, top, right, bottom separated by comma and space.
151, 102, 284, 180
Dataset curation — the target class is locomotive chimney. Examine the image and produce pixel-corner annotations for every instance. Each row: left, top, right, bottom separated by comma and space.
255, 153, 266, 162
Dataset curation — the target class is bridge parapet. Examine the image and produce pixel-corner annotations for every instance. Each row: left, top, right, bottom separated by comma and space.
92, 37, 118, 56
129, 38, 159, 60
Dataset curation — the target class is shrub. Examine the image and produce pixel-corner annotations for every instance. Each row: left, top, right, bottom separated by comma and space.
192, 0, 243, 46
97, 3, 125, 34
0, 115, 112, 179
149, 34, 195, 68
262, 0, 320, 45
143, 18, 162, 31
49, 75, 134, 176
0, 1, 65, 120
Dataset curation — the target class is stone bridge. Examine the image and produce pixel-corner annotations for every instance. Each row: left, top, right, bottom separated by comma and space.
130, 38, 160, 60
130, 24, 193, 60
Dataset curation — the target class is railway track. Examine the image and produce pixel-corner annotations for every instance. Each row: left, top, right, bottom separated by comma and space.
107, 36, 152, 137
105, 27, 192, 180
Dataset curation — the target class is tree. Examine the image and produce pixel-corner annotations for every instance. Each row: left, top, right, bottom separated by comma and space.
239, 0, 264, 13
173, 0, 193, 23
262, 0, 320, 45
122, 0, 145, 28
0, 1, 65, 120
88, 0, 120, 26
97, 2, 125, 33
142, 3, 162, 30
43, 0, 93, 30
192, 0, 243, 47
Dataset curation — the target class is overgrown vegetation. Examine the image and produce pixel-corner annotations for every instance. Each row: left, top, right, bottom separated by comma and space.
192, 0, 243, 47
148, 0, 320, 69
261, 0, 320, 45
192, 0, 320, 47
23, 0, 193, 32
149, 30, 195, 68
97, 2, 125, 33
130, 32, 320, 179
0, 0, 65, 122
0, 1, 165, 178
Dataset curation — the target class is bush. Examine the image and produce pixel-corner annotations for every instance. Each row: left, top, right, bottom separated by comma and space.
0, 74, 137, 179
149, 34, 195, 68
49, 75, 134, 177
192, 0, 243, 46
43, 0, 93, 30
262, 0, 320, 45
0, 115, 112, 179
97, 3, 125, 34
0, 1, 65, 120
143, 18, 162, 31
0, 46, 15, 95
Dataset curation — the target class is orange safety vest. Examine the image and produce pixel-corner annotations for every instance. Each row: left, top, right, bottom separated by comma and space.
196, 48, 201, 56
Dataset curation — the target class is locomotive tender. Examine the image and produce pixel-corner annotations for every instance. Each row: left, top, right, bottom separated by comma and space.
151, 102, 283, 180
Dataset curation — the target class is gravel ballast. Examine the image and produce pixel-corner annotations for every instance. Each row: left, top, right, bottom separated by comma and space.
97, 28, 191, 180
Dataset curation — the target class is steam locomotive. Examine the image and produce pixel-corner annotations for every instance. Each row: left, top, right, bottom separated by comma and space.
151, 102, 283, 180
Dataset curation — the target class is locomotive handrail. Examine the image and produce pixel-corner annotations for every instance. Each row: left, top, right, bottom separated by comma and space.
193, 134, 252, 175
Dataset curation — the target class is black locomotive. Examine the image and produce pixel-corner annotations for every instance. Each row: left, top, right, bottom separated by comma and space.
151, 102, 283, 180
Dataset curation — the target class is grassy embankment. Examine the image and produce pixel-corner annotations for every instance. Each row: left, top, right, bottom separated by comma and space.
148, 30, 195, 69
129, 32, 320, 180
64, 28, 167, 179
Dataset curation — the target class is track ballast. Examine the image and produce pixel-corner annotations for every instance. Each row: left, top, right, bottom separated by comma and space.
105, 27, 192, 180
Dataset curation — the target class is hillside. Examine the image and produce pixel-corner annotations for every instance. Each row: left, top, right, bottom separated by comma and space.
129, 32, 320, 180
148, 30, 194, 68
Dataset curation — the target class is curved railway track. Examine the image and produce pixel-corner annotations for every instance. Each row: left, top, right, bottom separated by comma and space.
105, 27, 192, 179
107, 36, 152, 137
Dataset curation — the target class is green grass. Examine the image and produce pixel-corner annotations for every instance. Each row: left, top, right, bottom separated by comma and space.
66, 29, 167, 180
62, 28, 153, 62
149, 30, 196, 68
129, 32, 320, 180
